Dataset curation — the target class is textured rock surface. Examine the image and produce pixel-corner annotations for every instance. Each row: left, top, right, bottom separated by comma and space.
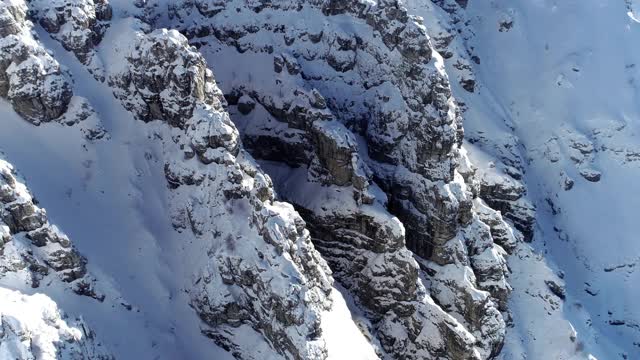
0, 0, 72, 123
477, 167, 536, 241
100, 24, 335, 360
30, 0, 112, 79
0, 0, 107, 140
158, 0, 513, 358
0, 158, 102, 299
8, 0, 628, 358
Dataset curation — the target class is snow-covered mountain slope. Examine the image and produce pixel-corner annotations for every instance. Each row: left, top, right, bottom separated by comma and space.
0, 0, 638, 359
1, 0, 375, 358
0, 288, 111, 360
411, 0, 640, 358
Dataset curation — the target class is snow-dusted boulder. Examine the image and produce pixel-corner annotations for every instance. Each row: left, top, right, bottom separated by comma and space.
109, 28, 225, 129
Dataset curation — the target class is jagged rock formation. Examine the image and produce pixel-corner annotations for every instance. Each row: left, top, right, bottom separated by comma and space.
0, 287, 112, 360
0, 0, 517, 357
72, 19, 335, 358
475, 165, 535, 241
413, 0, 537, 242
409, 1, 640, 358
0, 0, 106, 136
0, 0, 71, 123
29, 0, 112, 79
6, 0, 626, 358
159, 0, 514, 358
0, 158, 102, 299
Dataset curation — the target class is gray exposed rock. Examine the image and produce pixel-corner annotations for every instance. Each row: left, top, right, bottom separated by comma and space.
0, 158, 101, 300
0, 0, 72, 123
110, 28, 225, 129
106, 24, 334, 359
11, 0, 545, 358
30, 0, 112, 79
160, 0, 511, 358
579, 168, 601, 182
545, 279, 566, 300
478, 170, 536, 241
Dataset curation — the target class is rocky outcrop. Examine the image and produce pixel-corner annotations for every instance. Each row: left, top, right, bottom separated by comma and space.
29, 0, 112, 80
102, 25, 334, 360
0, 0, 72, 124
0, 287, 112, 360
110, 28, 224, 129
477, 168, 536, 241
0, 158, 102, 300
0, 0, 106, 140
16, 0, 558, 357
160, 0, 511, 358
7, 0, 339, 357
411, 0, 537, 243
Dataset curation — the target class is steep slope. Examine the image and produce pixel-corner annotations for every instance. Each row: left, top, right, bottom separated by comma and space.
0, 288, 111, 360
411, 0, 640, 358
1, 0, 378, 358
150, 1, 531, 358
1, 0, 638, 359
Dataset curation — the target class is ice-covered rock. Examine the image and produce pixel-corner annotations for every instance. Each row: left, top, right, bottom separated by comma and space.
477, 167, 536, 241
30, 0, 112, 79
0, 0, 106, 140
7, 0, 632, 358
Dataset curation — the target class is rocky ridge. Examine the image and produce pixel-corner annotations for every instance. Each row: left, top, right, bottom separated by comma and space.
29, 0, 113, 80
415, 0, 536, 241
158, 0, 522, 358
0, 157, 102, 300
0, 0, 71, 124
0, 0, 109, 300
26, 1, 342, 357
104, 24, 335, 359
407, 1, 628, 357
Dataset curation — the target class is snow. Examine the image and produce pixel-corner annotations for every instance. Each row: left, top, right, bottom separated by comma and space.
2, 0, 639, 358
0, 18, 233, 360
1, 3, 378, 358
321, 286, 379, 360
463, 1, 640, 357
408, 0, 640, 358
0, 288, 104, 360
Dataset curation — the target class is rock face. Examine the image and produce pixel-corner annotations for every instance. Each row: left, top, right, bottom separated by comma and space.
110, 28, 224, 129
413, 0, 537, 243
160, 0, 514, 358
29, 0, 112, 79
100, 24, 335, 359
0, 158, 102, 299
477, 168, 536, 241
0, 0, 107, 139
0, 0, 569, 358
0, 287, 112, 360
0, 0, 72, 123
